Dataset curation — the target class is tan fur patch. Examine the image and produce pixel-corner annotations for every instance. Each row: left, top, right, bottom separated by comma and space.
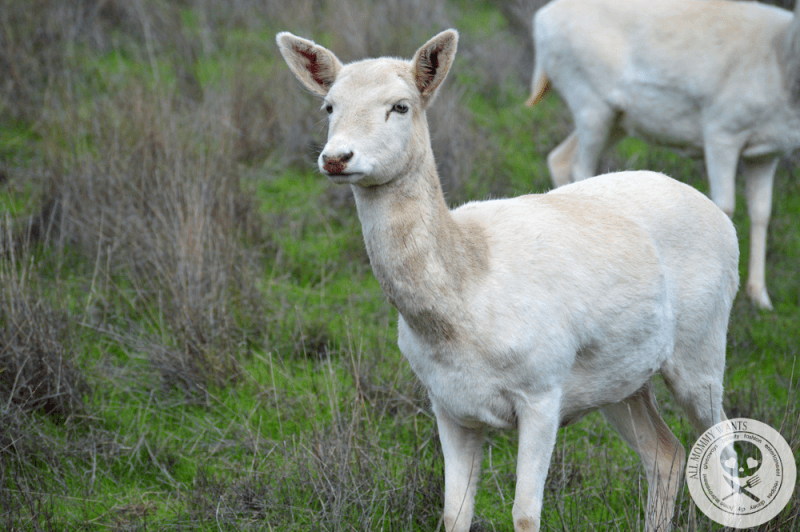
357, 159, 489, 349
406, 308, 457, 344
514, 517, 540, 532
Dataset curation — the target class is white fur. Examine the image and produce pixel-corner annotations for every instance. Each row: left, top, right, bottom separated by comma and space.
278, 29, 739, 532
528, 0, 800, 310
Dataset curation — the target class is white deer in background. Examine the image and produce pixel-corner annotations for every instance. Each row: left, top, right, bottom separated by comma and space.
527, 0, 800, 311
278, 29, 739, 532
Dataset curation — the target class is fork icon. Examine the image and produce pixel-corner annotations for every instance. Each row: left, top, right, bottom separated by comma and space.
722, 474, 761, 503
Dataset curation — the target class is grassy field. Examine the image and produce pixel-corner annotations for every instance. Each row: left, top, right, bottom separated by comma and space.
1, 0, 798, 530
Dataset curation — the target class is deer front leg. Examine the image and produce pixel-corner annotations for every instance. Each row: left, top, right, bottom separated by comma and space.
703, 139, 743, 218
741, 156, 779, 310
432, 402, 485, 532
512, 389, 561, 532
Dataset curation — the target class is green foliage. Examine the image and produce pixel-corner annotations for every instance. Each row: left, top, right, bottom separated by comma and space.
0, 120, 40, 166
0, 0, 797, 530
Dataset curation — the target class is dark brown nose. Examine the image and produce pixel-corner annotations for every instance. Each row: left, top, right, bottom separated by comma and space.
322, 152, 353, 174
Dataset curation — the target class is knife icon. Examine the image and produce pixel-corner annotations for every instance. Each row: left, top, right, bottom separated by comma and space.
722, 475, 761, 503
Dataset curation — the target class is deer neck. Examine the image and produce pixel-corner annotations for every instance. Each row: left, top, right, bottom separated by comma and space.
350, 148, 488, 344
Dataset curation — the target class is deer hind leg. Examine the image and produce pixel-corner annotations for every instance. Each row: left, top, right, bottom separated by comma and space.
703, 139, 742, 218
741, 156, 779, 311
571, 102, 618, 181
601, 383, 685, 532
661, 330, 736, 506
661, 327, 728, 437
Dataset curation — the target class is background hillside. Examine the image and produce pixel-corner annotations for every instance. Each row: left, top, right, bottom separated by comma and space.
1, 0, 797, 530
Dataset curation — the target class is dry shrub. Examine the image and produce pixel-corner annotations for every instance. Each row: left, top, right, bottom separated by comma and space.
186, 374, 445, 530
193, 0, 499, 199
0, 218, 91, 529
0, 0, 181, 123
229, 66, 323, 167
189, 435, 444, 530
0, 220, 88, 422
45, 83, 263, 392
322, 0, 451, 60
428, 84, 493, 197
461, 0, 551, 94
0, 0, 75, 121
3, 0, 267, 396
195, 0, 450, 59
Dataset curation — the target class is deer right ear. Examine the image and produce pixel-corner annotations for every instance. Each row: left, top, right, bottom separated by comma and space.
276, 32, 343, 97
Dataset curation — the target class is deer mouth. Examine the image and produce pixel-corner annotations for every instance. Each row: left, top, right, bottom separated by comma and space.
326, 172, 360, 184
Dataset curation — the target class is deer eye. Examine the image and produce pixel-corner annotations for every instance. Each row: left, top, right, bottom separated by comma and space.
392, 102, 409, 114
325, 104, 333, 114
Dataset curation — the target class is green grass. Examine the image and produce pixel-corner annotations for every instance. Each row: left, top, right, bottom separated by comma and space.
1, 1, 798, 530
0, 119, 40, 167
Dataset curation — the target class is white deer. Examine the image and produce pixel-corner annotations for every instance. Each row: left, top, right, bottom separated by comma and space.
527, 0, 800, 311
278, 29, 739, 532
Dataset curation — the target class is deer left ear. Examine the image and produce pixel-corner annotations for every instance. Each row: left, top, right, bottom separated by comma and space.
276, 32, 343, 97
411, 29, 459, 108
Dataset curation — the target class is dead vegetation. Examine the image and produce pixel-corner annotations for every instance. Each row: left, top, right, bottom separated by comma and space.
0, 0, 798, 530
0, 223, 88, 420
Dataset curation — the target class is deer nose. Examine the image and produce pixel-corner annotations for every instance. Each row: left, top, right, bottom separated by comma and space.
322, 151, 354, 174
322, 152, 353, 163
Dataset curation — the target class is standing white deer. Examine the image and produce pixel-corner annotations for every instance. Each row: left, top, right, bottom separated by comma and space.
527, 0, 800, 311
278, 29, 739, 532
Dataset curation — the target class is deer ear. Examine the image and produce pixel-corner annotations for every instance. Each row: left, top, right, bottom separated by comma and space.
411, 29, 459, 108
276, 32, 343, 97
